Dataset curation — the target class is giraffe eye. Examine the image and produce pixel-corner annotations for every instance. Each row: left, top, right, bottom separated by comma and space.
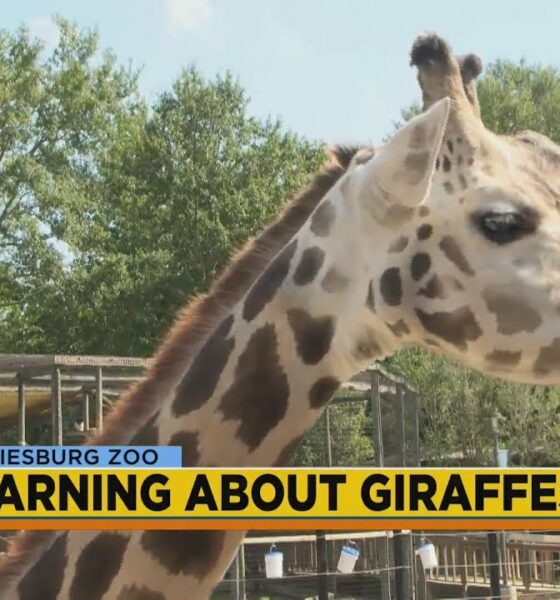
475, 210, 537, 244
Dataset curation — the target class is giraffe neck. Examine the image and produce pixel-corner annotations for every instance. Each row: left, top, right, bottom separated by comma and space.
155, 175, 397, 469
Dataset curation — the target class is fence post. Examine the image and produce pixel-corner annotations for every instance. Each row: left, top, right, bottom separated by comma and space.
325, 405, 332, 467
229, 551, 240, 600
82, 391, 90, 431
371, 369, 391, 600
317, 531, 329, 600
317, 408, 332, 600
51, 367, 63, 445
17, 374, 26, 445
96, 367, 103, 431
393, 383, 411, 599
487, 532, 502, 598
239, 542, 247, 600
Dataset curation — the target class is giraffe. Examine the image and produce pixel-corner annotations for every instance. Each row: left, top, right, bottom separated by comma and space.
3, 31, 560, 599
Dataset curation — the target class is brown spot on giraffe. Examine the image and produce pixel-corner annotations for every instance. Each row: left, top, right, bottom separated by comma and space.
308, 376, 340, 409
485, 349, 522, 367
447, 139, 454, 154
321, 267, 350, 293
388, 235, 409, 253
415, 306, 482, 350
380, 267, 402, 306
220, 323, 289, 450
293, 246, 325, 286
443, 181, 455, 194
418, 273, 464, 300
418, 206, 430, 217
287, 308, 336, 365
534, 338, 560, 375
129, 411, 160, 446
411, 252, 431, 281
416, 223, 433, 240
117, 584, 165, 600
243, 239, 298, 321
171, 315, 235, 417
140, 531, 225, 580
366, 281, 375, 312
439, 236, 475, 276
387, 319, 411, 337
442, 155, 451, 172
458, 173, 468, 190
310, 200, 336, 237
168, 430, 200, 466
69, 533, 130, 600
483, 286, 542, 334
18, 533, 68, 600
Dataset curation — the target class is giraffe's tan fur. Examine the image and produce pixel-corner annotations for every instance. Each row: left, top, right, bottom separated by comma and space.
6, 32, 560, 600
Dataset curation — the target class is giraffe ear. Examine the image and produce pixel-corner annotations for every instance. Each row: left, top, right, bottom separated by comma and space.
371, 97, 450, 207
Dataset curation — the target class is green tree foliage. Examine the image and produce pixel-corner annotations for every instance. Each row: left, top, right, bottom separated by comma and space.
478, 59, 560, 139
387, 59, 560, 466
0, 17, 142, 352
290, 399, 374, 467
0, 19, 325, 355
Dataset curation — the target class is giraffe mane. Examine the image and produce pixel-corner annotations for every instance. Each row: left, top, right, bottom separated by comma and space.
0, 143, 369, 588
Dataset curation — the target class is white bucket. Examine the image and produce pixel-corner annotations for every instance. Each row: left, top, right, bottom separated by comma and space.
501, 585, 517, 600
264, 545, 283, 578
498, 448, 509, 468
417, 541, 438, 570
337, 544, 359, 573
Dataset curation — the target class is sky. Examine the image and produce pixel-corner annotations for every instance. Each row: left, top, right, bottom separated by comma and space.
5, 0, 560, 146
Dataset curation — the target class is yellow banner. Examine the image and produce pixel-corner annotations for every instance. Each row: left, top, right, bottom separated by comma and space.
0, 468, 559, 524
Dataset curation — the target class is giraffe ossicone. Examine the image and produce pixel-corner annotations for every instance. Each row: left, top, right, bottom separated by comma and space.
4, 31, 560, 600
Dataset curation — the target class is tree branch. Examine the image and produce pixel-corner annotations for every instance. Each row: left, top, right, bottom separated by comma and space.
0, 195, 20, 232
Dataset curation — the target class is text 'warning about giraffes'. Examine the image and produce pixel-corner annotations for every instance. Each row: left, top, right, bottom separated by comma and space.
0, 449, 558, 531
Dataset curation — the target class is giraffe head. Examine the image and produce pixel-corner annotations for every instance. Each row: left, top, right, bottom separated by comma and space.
338, 34, 560, 385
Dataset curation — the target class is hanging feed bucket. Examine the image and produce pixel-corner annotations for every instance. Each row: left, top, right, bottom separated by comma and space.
417, 538, 438, 570
497, 448, 509, 468
264, 545, 283, 578
337, 541, 360, 574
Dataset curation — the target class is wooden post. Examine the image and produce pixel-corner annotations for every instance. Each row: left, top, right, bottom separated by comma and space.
416, 551, 427, 600
82, 391, 90, 431
325, 405, 333, 467
371, 370, 391, 600
459, 543, 468, 596
393, 384, 411, 600
96, 367, 103, 431
520, 545, 531, 591
397, 383, 406, 466
229, 551, 240, 600
239, 542, 247, 600
317, 410, 332, 600
17, 374, 26, 445
51, 367, 63, 445
393, 530, 411, 600
487, 532, 502, 599
316, 531, 329, 600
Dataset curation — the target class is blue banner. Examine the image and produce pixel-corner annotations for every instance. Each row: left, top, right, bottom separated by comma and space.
0, 446, 182, 468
